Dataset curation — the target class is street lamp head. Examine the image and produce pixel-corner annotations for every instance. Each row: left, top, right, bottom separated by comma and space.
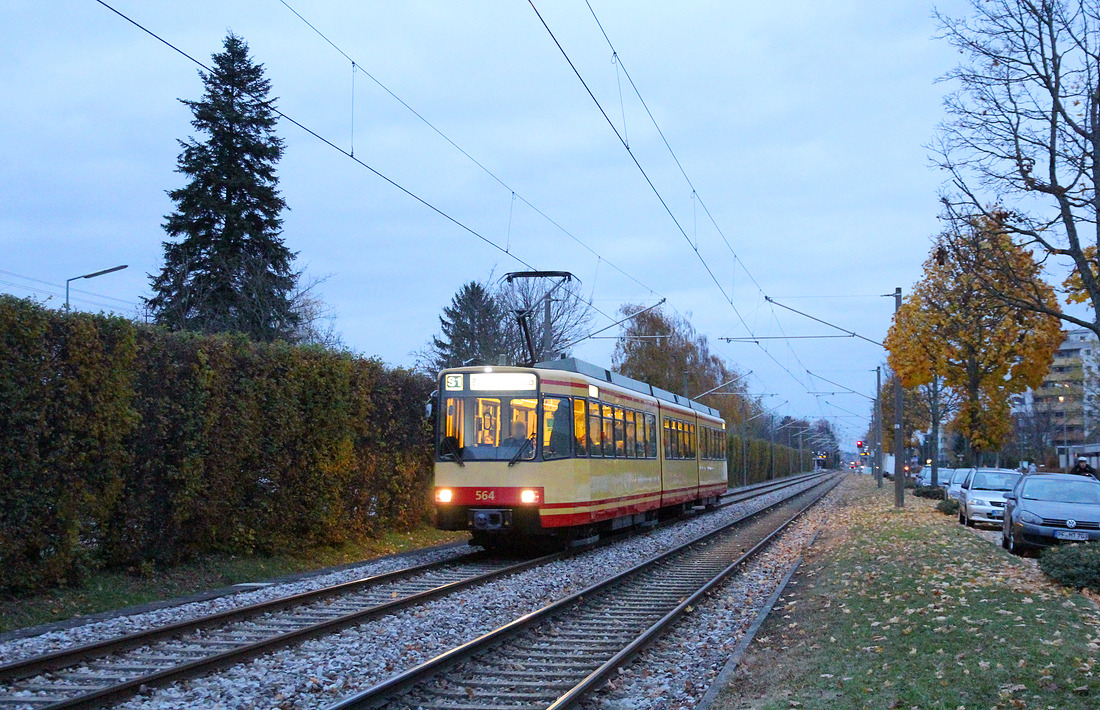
80, 264, 128, 280
65, 264, 128, 310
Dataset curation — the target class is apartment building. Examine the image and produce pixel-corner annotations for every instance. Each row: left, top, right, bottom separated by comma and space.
1030, 328, 1099, 466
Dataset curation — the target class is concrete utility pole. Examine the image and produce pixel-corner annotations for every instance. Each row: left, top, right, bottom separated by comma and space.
741, 398, 748, 487
893, 287, 905, 508
798, 428, 804, 474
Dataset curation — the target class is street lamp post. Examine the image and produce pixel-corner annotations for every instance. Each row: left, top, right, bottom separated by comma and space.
1060, 394, 1068, 471
65, 264, 128, 309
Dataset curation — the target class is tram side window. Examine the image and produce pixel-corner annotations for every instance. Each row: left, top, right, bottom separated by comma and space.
646, 413, 657, 458
602, 404, 615, 457
624, 411, 637, 458
689, 424, 696, 458
542, 397, 571, 460
613, 407, 625, 457
587, 401, 603, 457
663, 419, 672, 459
673, 420, 683, 459
573, 398, 588, 457
703, 427, 711, 460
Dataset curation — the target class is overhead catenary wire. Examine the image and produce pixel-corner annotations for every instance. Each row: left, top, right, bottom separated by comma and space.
582, 0, 762, 294
561, 1, 873, 438
526, 0, 742, 328
270, 5, 840, 402
93, 1, 540, 272
91, 0, 679, 373
93, 0, 855, 441
577, 1, 883, 441
0, 269, 142, 314
270, 0, 668, 333
279, 0, 849, 432
534, 10, 806, 396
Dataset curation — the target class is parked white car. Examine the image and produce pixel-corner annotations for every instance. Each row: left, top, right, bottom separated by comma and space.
958, 468, 1022, 527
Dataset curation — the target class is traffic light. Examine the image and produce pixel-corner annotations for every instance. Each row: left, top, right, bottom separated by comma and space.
857, 440, 864, 449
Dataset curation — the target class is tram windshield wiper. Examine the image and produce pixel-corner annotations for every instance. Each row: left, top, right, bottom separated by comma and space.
508, 435, 534, 467
441, 437, 465, 467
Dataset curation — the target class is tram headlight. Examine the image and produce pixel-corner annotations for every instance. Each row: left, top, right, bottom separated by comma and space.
436, 488, 453, 504
520, 489, 538, 504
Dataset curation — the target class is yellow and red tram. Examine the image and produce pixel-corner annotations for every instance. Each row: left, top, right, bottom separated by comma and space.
432, 358, 727, 547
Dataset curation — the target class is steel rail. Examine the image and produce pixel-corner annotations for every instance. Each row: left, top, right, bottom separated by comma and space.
0, 550, 486, 682
325, 473, 839, 709
0, 472, 832, 710
0, 552, 561, 710
547, 477, 840, 708
720, 471, 828, 506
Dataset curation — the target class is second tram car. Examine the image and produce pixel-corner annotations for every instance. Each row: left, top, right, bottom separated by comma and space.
432, 358, 727, 548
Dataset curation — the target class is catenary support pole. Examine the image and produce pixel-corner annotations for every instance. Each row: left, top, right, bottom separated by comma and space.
875, 366, 883, 488
741, 398, 748, 487
893, 287, 905, 507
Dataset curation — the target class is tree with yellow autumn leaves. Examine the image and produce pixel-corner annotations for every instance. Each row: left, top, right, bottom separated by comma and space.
885, 218, 1063, 462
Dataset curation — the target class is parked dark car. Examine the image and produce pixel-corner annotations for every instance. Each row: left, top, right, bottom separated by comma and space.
1001, 473, 1100, 554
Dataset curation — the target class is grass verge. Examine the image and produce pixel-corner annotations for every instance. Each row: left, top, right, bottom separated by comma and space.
712, 475, 1100, 710
0, 527, 466, 635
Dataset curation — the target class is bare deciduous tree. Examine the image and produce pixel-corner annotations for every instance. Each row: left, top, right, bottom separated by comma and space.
934, 0, 1100, 333
290, 273, 344, 350
497, 273, 593, 364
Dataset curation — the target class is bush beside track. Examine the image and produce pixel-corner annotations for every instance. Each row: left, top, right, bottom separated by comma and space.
0, 295, 807, 596
0, 295, 433, 594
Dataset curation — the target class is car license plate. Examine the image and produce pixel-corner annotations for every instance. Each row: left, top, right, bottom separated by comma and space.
1055, 530, 1089, 541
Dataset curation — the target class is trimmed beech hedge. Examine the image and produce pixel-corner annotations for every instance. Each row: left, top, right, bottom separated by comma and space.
0, 296, 433, 593
727, 434, 810, 486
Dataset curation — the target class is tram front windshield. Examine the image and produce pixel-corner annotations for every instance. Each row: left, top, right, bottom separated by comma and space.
438, 372, 538, 462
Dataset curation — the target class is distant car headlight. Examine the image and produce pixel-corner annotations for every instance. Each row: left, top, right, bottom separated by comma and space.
436, 489, 453, 503
1019, 510, 1042, 525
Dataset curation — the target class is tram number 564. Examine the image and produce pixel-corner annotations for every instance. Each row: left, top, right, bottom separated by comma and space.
475, 490, 496, 502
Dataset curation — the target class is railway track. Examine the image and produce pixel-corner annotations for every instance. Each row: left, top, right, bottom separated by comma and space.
0, 551, 560, 710
0, 473, 833, 710
327, 475, 839, 710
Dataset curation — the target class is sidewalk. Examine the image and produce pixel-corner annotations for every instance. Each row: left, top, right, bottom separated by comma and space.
708, 475, 1100, 710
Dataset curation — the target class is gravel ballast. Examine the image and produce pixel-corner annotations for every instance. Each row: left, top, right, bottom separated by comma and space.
2, 476, 835, 710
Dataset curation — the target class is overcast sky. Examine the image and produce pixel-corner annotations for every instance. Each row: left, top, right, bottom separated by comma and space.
1, 0, 974, 446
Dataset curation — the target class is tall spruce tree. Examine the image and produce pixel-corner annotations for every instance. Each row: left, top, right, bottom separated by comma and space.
146, 32, 299, 341
425, 282, 512, 371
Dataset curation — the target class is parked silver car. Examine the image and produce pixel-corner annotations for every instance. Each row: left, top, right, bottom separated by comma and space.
958, 468, 1022, 527
946, 467, 972, 502
918, 467, 953, 488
